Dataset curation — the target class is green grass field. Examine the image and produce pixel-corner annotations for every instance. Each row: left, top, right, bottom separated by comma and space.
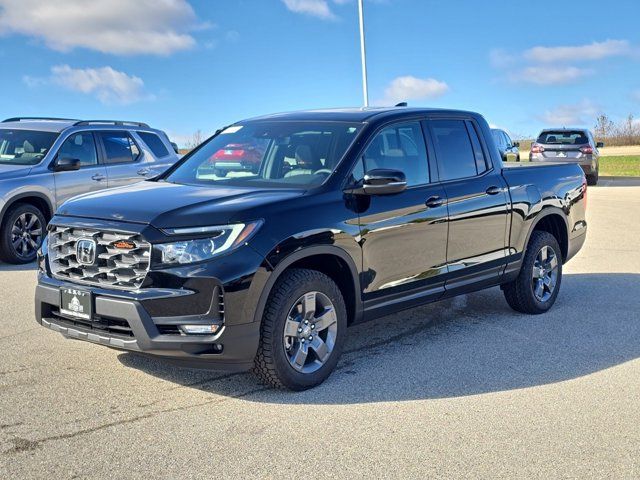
599, 155, 640, 177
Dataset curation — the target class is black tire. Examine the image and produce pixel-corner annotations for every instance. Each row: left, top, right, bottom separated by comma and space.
586, 167, 599, 186
516, 155, 521, 162
502, 231, 562, 314
253, 268, 347, 390
0, 203, 46, 264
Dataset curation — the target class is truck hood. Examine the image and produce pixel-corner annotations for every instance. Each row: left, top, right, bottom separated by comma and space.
57, 180, 305, 229
0, 164, 32, 180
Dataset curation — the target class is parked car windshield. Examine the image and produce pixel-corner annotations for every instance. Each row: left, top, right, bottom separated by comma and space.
537, 130, 589, 145
0, 129, 59, 165
165, 121, 363, 188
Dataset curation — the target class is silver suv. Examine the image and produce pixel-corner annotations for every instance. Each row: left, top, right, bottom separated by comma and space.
0, 117, 179, 264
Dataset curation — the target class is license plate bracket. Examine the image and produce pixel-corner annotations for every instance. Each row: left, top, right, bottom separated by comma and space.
59, 287, 93, 320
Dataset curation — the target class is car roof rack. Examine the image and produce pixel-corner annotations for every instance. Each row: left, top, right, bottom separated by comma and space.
72, 120, 150, 128
2, 117, 79, 123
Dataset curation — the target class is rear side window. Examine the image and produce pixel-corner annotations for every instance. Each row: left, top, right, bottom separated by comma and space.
98, 132, 140, 164
431, 119, 485, 181
138, 132, 170, 158
537, 131, 589, 145
362, 121, 429, 186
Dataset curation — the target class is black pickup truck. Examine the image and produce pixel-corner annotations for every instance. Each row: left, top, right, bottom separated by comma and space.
35, 107, 587, 390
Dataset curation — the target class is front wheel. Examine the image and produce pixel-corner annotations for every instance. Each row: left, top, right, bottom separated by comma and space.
502, 231, 562, 314
0, 203, 46, 264
253, 269, 347, 390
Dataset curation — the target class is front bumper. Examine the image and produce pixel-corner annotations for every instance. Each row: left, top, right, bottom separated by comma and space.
35, 275, 262, 371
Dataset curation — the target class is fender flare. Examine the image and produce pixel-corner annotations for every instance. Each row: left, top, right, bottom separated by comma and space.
251, 245, 363, 325
522, 206, 570, 259
0, 192, 54, 225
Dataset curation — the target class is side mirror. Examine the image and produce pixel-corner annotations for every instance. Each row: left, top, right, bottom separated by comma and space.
596, 142, 604, 148
170, 142, 179, 154
53, 157, 81, 172
348, 169, 407, 195
513, 142, 520, 148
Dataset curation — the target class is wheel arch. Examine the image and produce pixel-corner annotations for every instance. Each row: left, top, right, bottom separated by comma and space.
252, 246, 362, 327
0, 193, 54, 226
525, 208, 569, 262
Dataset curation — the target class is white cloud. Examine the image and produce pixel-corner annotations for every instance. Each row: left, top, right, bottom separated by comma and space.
489, 48, 517, 68
538, 100, 599, 126
378, 75, 449, 105
0, 0, 202, 55
282, 0, 336, 19
524, 40, 631, 63
25, 65, 154, 105
509, 66, 592, 86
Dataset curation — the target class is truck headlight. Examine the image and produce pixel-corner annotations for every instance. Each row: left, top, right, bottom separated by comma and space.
155, 221, 262, 266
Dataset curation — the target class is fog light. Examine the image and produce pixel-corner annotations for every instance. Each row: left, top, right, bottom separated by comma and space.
179, 324, 221, 335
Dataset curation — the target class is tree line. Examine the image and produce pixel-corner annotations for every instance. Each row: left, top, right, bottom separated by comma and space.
593, 114, 640, 146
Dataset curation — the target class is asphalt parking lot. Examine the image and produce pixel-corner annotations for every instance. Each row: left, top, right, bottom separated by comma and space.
1, 180, 639, 479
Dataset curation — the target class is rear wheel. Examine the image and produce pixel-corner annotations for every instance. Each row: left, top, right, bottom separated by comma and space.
253, 269, 347, 390
502, 231, 562, 314
0, 203, 46, 264
586, 166, 599, 186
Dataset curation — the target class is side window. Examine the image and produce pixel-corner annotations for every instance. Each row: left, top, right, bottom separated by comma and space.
492, 130, 503, 148
430, 119, 482, 180
362, 121, 429, 186
502, 131, 513, 147
466, 122, 488, 174
99, 132, 140, 165
138, 132, 170, 158
57, 132, 98, 167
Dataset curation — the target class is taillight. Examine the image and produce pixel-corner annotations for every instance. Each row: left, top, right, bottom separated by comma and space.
530, 143, 544, 154
580, 146, 593, 154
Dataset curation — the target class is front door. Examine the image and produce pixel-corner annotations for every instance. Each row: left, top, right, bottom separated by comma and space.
427, 117, 509, 294
53, 131, 109, 208
355, 121, 449, 318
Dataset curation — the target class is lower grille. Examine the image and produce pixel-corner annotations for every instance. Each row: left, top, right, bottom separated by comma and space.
52, 310, 135, 338
48, 226, 151, 290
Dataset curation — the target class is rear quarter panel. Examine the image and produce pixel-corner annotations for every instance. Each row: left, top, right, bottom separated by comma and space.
502, 163, 587, 259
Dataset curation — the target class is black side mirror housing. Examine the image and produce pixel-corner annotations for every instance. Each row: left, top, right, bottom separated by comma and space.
53, 157, 81, 172
347, 169, 407, 195
596, 142, 604, 148
170, 142, 179, 154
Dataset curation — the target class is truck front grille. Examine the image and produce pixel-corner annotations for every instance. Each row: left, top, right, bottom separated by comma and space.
48, 226, 151, 290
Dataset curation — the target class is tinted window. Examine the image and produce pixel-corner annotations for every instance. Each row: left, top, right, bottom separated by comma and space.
99, 132, 140, 164
467, 122, 488, 174
58, 132, 97, 167
363, 122, 429, 186
502, 131, 512, 147
537, 130, 589, 145
431, 119, 479, 180
138, 132, 169, 158
491, 130, 504, 148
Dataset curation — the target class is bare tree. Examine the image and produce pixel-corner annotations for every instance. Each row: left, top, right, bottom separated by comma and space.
594, 114, 615, 141
186, 129, 204, 149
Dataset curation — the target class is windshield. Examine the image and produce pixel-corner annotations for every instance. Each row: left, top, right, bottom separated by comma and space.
166, 121, 363, 188
537, 131, 589, 145
0, 129, 59, 165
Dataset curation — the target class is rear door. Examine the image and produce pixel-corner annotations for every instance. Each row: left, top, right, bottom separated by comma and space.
52, 131, 109, 208
426, 117, 509, 294
96, 131, 148, 188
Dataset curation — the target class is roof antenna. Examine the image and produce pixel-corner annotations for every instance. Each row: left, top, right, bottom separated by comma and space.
395, 102, 408, 107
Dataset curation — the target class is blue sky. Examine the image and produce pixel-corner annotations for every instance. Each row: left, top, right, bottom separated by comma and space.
0, 0, 639, 145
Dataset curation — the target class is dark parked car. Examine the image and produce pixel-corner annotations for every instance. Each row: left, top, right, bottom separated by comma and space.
0, 118, 179, 264
35, 107, 587, 390
491, 128, 520, 162
530, 128, 602, 185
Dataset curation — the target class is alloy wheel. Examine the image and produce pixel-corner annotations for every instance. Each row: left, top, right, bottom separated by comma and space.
283, 291, 338, 374
11, 212, 43, 261
532, 245, 559, 302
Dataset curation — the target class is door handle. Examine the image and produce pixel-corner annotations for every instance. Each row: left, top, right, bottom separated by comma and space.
137, 168, 151, 176
425, 196, 445, 208
486, 186, 502, 195
91, 173, 106, 182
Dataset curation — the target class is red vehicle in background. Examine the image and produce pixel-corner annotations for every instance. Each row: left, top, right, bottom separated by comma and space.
209, 142, 265, 177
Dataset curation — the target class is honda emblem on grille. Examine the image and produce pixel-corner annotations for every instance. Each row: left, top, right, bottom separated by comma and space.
76, 239, 97, 265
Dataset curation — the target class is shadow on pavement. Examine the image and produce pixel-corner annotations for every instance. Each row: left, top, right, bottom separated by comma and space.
0, 262, 37, 272
118, 273, 640, 404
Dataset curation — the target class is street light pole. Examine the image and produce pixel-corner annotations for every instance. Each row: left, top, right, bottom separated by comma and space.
358, 0, 369, 107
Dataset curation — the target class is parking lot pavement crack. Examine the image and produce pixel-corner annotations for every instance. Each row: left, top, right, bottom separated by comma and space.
1, 385, 270, 456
